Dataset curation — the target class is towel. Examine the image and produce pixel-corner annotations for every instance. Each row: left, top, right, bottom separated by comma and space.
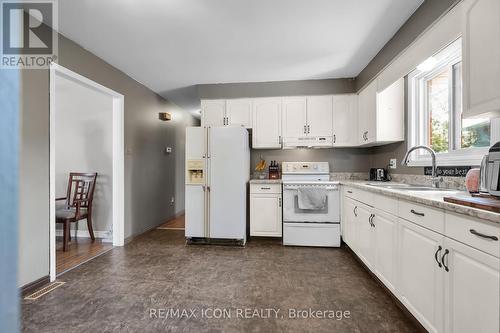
297, 188, 327, 210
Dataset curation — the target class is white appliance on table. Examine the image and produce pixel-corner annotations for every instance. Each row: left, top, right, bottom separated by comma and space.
282, 162, 340, 247
185, 126, 250, 244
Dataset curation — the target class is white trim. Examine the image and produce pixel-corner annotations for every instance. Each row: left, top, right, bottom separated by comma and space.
54, 229, 113, 242
407, 38, 491, 167
49, 63, 125, 282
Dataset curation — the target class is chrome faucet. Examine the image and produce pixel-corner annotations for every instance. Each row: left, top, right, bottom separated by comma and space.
401, 145, 442, 188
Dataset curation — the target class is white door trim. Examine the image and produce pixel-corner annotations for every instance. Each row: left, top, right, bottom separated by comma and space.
49, 63, 125, 282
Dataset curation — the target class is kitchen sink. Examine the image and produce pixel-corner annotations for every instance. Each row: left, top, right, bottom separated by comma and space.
365, 183, 455, 192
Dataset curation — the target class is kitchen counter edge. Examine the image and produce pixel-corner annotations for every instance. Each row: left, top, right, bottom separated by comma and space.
340, 181, 500, 224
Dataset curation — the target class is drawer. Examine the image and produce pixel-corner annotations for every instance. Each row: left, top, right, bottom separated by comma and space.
373, 193, 398, 216
398, 200, 444, 234
283, 222, 340, 247
250, 183, 282, 194
343, 186, 373, 206
445, 212, 500, 258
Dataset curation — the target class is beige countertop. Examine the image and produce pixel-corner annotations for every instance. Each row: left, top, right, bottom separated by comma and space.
341, 181, 500, 224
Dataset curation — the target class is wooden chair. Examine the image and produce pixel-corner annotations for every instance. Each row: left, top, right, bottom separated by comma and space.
56, 172, 98, 251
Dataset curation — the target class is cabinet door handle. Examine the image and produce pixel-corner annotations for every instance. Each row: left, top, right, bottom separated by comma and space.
202, 185, 206, 192
333, 134, 336, 143
207, 186, 211, 192
261, 187, 271, 190
347, 190, 353, 194
371, 214, 375, 227
354, 206, 358, 217
303, 125, 307, 134
441, 249, 449, 272
469, 229, 498, 241
410, 209, 425, 217
434, 246, 442, 268
279, 198, 282, 207
278, 136, 282, 145
307, 125, 310, 134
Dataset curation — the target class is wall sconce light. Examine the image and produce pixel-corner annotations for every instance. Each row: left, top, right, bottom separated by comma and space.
159, 112, 171, 121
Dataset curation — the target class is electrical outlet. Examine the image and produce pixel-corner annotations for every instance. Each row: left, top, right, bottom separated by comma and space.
389, 158, 397, 169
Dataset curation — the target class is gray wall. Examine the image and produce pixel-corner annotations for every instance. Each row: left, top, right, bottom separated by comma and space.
198, 78, 356, 99
251, 147, 372, 174
55, 74, 114, 235
356, 0, 460, 91
358, 0, 460, 175
18, 34, 198, 287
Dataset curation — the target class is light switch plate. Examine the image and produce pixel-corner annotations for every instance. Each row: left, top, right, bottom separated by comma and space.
389, 158, 397, 169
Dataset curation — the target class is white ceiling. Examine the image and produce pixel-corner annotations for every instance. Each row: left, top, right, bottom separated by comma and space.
58, 0, 424, 114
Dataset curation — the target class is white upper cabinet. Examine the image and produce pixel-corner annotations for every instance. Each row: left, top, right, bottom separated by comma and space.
376, 78, 405, 142
307, 96, 333, 137
201, 100, 225, 127
282, 97, 307, 141
462, 0, 500, 118
358, 80, 377, 144
282, 96, 333, 147
252, 98, 282, 149
226, 99, 253, 128
357, 78, 404, 146
332, 94, 358, 146
201, 99, 252, 128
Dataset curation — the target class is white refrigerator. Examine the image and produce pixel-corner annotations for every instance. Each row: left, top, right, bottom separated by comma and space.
185, 126, 250, 244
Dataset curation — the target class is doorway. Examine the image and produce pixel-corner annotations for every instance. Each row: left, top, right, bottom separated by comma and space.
49, 63, 124, 281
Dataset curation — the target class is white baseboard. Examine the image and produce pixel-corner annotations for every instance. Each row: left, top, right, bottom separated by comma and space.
55, 229, 113, 243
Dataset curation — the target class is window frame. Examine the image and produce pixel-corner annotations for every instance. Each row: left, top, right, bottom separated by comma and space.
407, 40, 489, 167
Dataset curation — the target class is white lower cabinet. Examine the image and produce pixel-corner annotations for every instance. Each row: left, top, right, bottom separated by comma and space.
342, 197, 358, 248
398, 218, 444, 333
443, 237, 500, 333
341, 187, 500, 333
355, 204, 374, 269
250, 187, 282, 237
372, 210, 397, 293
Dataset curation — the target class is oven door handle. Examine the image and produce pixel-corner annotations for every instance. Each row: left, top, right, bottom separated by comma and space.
283, 186, 339, 191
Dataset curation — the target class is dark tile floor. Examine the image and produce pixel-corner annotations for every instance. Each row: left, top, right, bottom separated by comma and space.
22, 230, 420, 333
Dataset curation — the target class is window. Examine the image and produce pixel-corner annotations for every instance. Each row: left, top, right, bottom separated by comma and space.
408, 38, 491, 166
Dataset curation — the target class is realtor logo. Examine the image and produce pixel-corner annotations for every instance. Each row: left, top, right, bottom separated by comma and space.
1, 0, 58, 68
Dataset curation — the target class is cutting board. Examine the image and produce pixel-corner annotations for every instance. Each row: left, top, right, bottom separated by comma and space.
444, 195, 500, 213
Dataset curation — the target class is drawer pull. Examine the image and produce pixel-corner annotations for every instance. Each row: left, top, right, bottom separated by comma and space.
434, 246, 442, 268
261, 187, 271, 190
410, 209, 425, 217
441, 249, 449, 272
347, 190, 353, 194
469, 229, 499, 241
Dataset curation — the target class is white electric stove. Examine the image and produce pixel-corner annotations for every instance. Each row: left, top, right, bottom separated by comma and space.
281, 162, 340, 247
